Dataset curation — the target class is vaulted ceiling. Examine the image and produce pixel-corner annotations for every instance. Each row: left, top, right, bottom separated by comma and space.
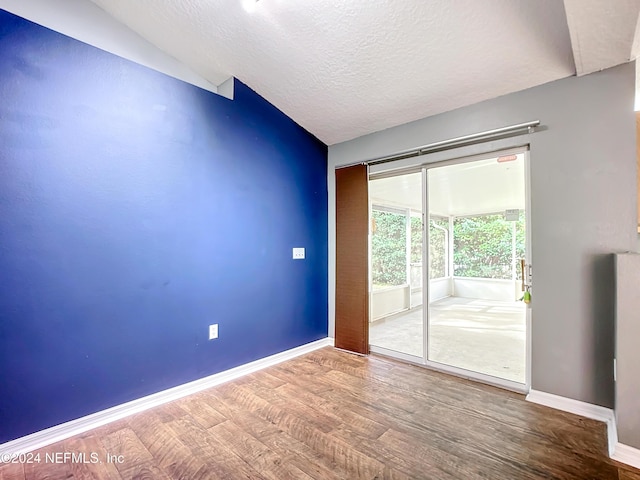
87, 0, 640, 145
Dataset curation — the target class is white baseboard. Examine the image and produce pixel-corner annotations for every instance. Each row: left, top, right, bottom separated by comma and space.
612, 443, 640, 470
0, 337, 332, 456
526, 390, 640, 470
526, 390, 617, 457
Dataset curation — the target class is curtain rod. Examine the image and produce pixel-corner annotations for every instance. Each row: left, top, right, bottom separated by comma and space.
337, 120, 540, 168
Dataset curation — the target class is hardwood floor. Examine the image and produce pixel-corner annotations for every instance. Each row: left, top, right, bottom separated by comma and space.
2, 347, 639, 479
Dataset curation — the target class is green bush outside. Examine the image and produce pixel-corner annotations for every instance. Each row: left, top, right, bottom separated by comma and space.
453, 215, 526, 279
371, 210, 525, 286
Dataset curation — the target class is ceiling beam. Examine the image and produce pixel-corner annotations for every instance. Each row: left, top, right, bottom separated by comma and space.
564, 0, 640, 76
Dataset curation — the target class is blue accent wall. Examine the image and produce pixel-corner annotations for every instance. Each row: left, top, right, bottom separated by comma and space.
0, 10, 327, 443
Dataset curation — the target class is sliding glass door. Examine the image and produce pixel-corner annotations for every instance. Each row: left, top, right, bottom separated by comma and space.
369, 149, 530, 391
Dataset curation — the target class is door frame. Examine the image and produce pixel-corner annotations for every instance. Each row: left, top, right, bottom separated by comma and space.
368, 146, 532, 394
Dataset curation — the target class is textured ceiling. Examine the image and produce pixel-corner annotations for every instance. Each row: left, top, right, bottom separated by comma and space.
87, 0, 633, 145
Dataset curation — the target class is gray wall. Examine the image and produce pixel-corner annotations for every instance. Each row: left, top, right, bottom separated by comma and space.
615, 253, 640, 449
328, 62, 638, 408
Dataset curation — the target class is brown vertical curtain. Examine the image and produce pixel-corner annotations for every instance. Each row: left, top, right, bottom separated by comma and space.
335, 164, 369, 354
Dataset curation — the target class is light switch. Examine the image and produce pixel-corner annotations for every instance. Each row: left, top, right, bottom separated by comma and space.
292, 247, 305, 260
209, 324, 218, 340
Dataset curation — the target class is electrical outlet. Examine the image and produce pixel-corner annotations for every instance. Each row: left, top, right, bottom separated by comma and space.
292, 247, 305, 260
209, 324, 218, 340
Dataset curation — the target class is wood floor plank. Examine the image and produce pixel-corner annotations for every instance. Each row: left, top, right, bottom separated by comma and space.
175, 393, 226, 429
166, 415, 269, 480
23, 444, 74, 480
246, 371, 288, 389
217, 382, 399, 479
208, 420, 315, 480
127, 411, 208, 480
340, 365, 611, 478
305, 367, 544, 479
65, 433, 122, 480
270, 357, 444, 436
100, 427, 161, 479
270, 350, 626, 479
236, 375, 343, 434
330, 424, 461, 480
314, 359, 603, 464
620, 467, 640, 480
305, 348, 390, 373
198, 390, 287, 443
273, 357, 335, 383
119, 464, 171, 480
166, 417, 252, 480
275, 381, 389, 440
86, 419, 130, 439
201, 389, 355, 480
380, 425, 618, 480
327, 349, 608, 457
11, 347, 639, 480
151, 401, 190, 424
270, 363, 335, 394
0, 462, 25, 480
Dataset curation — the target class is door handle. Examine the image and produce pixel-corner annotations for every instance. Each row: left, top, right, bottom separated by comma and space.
520, 259, 532, 305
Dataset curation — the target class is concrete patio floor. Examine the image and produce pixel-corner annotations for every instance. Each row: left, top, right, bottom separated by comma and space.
369, 296, 526, 383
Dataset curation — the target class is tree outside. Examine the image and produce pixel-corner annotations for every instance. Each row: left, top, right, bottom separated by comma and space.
371, 210, 407, 288
453, 214, 525, 279
372, 210, 526, 286
429, 217, 448, 279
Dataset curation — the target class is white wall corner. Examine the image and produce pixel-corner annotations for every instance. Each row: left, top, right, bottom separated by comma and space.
526, 390, 617, 457
0, 337, 332, 456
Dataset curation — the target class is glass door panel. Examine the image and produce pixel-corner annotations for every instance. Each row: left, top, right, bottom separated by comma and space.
426, 155, 527, 384
368, 172, 423, 358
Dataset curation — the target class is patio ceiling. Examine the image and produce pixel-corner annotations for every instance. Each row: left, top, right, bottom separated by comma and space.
369, 153, 526, 217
